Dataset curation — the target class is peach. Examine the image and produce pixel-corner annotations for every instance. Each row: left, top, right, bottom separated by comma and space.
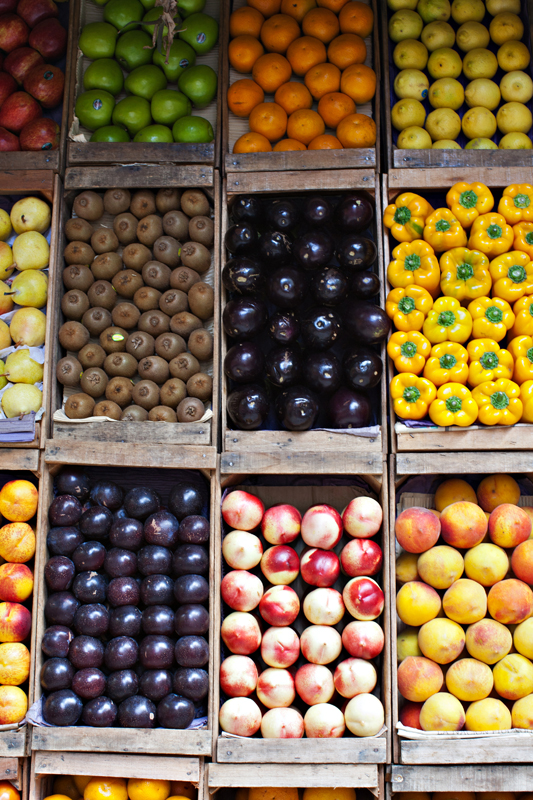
333, 657, 377, 698
396, 581, 441, 627
303, 702, 345, 738
488, 578, 533, 624
489, 504, 531, 548
397, 627, 422, 660
221, 570, 264, 612
0, 563, 33, 602
417, 545, 464, 590
340, 539, 382, 577
0, 480, 38, 522
513, 617, 533, 658
222, 490, 264, 531
418, 618, 465, 664
419, 692, 465, 731
344, 693, 384, 736
303, 588, 344, 625
219, 696, 262, 736
440, 502, 488, 549
295, 663, 335, 705
342, 620, 384, 659
256, 667, 295, 708
342, 496, 382, 538
221, 612, 261, 655
399, 701, 423, 729
397, 656, 444, 702
300, 548, 340, 587
465, 697, 512, 730
395, 507, 441, 554
261, 626, 300, 668
396, 551, 419, 584
344, 577, 384, 621
477, 474, 520, 512
0, 602, 30, 644
511, 693, 533, 728
493, 653, 533, 699
465, 619, 513, 664
445, 658, 493, 701
259, 585, 300, 626
0, 642, 29, 685
523, 506, 533, 537
442, 579, 487, 624
0, 685, 26, 724
300, 625, 342, 665
435, 478, 477, 512
261, 545, 299, 585
0, 523, 34, 563
261, 706, 304, 738
220, 655, 258, 697
261, 504, 301, 544
223, 530, 263, 570
511, 539, 533, 584
301, 505, 343, 550
464, 543, 509, 587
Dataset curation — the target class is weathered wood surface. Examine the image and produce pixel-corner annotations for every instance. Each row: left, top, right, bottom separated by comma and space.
0, 757, 21, 784
396, 426, 533, 452
0, 450, 39, 472
391, 151, 533, 170
396, 452, 533, 475
65, 165, 214, 190
387, 167, 533, 189
52, 420, 212, 446
216, 737, 387, 764
68, 143, 216, 166
0, 172, 55, 195
226, 170, 375, 194
0, 728, 27, 758
33, 752, 199, 781
31, 726, 213, 755
45, 441, 216, 468
219, 451, 386, 475
208, 763, 379, 788
399, 737, 533, 764
390, 765, 533, 792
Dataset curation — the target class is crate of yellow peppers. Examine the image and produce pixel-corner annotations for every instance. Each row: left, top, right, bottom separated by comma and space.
384, 181, 533, 429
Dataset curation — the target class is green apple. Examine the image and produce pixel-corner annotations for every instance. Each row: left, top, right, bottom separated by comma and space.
177, 0, 206, 17
152, 39, 196, 81
104, 0, 144, 30
178, 64, 217, 108
112, 96, 152, 134
151, 89, 191, 125
172, 115, 213, 142
124, 64, 167, 100
79, 22, 117, 60
115, 30, 154, 71
75, 89, 115, 130
83, 58, 124, 95
179, 12, 218, 55
134, 124, 173, 141
90, 125, 130, 142
142, 7, 181, 37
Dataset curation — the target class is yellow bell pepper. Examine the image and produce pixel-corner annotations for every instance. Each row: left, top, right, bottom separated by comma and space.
385, 286, 433, 332
472, 378, 523, 425
468, 213, 514, 257
423, 208, 468, 252
439, 247, 491, 301
429, 382, 479, 427
423, 342, 469, 386
446, 182, 494, 228
513, 221, 533, 260
383, 193, 434, 243
468, 296, 515, 342
387, 240, 441, 298
489, 250, 533, 302
511, 296, 533, 338
520, 380, 533, 422
508, 335, 533, 384
390, 373, 437, 420
498, 184, 533, 224
423, 297, 473, 344
387, 330, 432, 375
467, 338, 514, 386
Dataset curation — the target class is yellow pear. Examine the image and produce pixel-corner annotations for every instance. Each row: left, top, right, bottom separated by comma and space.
463, 48, 498, 79
500, 71, 533, 103
429, 77, 465, 108
456, 21, 490, 51
465, 137, 499, 148
397, 125, 433, 147
9, 308, 46, 347
0, 243, 14, 281
388, 0, 419, 10
465, 78, 501, 109
3, 350, 43, 385
0, 281, 13, 317
499, 131, 533, 148
394, 68, 430, 99
9, 271, 48, 309
487, 0, 519, 13
421, 21, 455, 50
490, 12, 523, 44
417, 0, 451, 22
0, 210, 11, 242
498, 41, 530, 71
428, 47, 463, 78
433, 139, 462, 147
497, 101, 533, 133
0, 363, 7, 392
389, 9, 424, 41
0, 321, 11, 351
462, 106, 498, 138
392, 97, 427, 129
394, 39, 429, 69
10, 197, 51, 234
451, 0, 485, 23
425, 107, 462, 140
12, 232, 49, 271
1, 384, 42, 418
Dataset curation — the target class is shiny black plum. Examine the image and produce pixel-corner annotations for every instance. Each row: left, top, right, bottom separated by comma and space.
169, 483, 204, 521
337, 235, 377, 272
42, 625, 74, 658
82, 696, 117, 727
343, 345, 383, 390
144, 511, 180, 548
107, 669, 138, 703
43, 689, 82, 726
258, 230, 291, 266
109, 518, 144, 551
79, 506, 113, 539
178, 516, 209, 544
72, 541, 106, 571
222, 257, 263, 296
47, 527, 84, 557
343, 300, 391, 344
90, 481, 123, 511
174, 574, 209, 604
266, 200, 300, 231
114, 508, 128, 520
45, 592, 80, 626
275, 386, 319, 431
124, 487, 159, 521
141, 575, 174, 606
293, 230, 334, 271
45, 556, 75, 592
227, 384, 269, 431
40, 657, 74, 691
109, 605, 142, 637
107, 577, 141, 607
302, 352, 341, 395
223, 298, 268, 340
49, 495, 83, 526
56, 468, 90, 501
224, 342, 264, 384
311, 267, 347, 306
142, 605, 175, 636
118, 695, 156, 728
139, 669, 173, 702
69, 635, 105, 669
104, 548, 137, 578
268, 267, 307, 310
351, 271, 380, 299
225, 223, 257, 256
72, 571, 108, 604
265, 346, 302, 388
232, 195, 262, 224
175, 635, 209, 667
173, 545, 208, 577
104, 636, 139, 670
173, 667, 209, 701
269, 311, 300, 345
301, 307, 341, 350
336, 194, 374, 232
72, 667, 106, 699
157, 693, 195, 729
303, 196, 332, 226
74, 603, 109, 636
140, 635, 175, 669
138, 545, 172, 576
328, 387, 371, 429
174, 604, 209, 636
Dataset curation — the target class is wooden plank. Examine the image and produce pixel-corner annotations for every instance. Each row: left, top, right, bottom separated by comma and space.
0, 728, 27, 758
224, 429, 382, 452
208, 764, 378, 788
67, 143, 215, 166
0, 451, 39, 472
220, 451, 385, 474
44, 441, 217, 468
392, 151, 533, 170
390, 765, 533, 792
387, 167, 533, 190
65, 165, 214, 190
397, 452, 533, 475
52, 420, 212, 446
216, 738, 387, 764
225, 150, 377, 173
31, 726, 213, 755
399, 737, 533, 764
0, 171, 55, 194
396, 425, 533, 451
226, 170, 376, 194
0, 758, 20, 782
33, 752, 199, 781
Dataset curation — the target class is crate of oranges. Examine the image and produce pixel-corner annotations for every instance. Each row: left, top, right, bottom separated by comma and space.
223, 0, 380, 171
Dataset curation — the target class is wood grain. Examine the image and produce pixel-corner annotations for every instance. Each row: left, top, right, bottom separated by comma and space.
396, 425, 533, 451
52, 420, 212, 446
31, 725, 213, 756
67, 142, 216, 167
387, 167, 533, 190
390, 765, 533, 792
399, 737, 533, 764
0, 450, 39, 472
220, 451, 385, 474
65, 166, 214, 189
207, 763, 379, 788
396, 451, 533, 475
226, 170, 375, 194
216, 738, 387, 764
0, 728, 27, 758
33, 752, 199, 780
44, 441, 216, 468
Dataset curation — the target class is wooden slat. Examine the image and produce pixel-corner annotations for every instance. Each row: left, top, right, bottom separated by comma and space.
208, 763, 379, 788
0, 757, 20, 783
33, 752, 199, 781
0, 728, 26, 758
44, 441, 217, 468
0, 450, 39, 472
226, 170, 375, 194
0, 172, 54, 197
392, 150, 533, 170
51, 420, 212, 446
390, 765, 533, 792
225, 150, 377, 173
220, 451, 385, 474
65, 165, 214, 190
387, 167, 533, 190
67, 142, 215, 166
396, 426, 533, 452
399, 737, 533, 764
397, 451, 533, 475
216, 738, 386, 764
31, 726, 212, 756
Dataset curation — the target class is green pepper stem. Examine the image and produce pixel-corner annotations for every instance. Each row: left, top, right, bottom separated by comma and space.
459, 190, 478, 210
480, 351, 499, 370
394, 206, 412, 225
491, 391, 510, 410
436, 219, 451, 232
437, 310, 455, 327
456, 263, 474, 281
487, 224, 503, 239
403, 386, 421, 403
404, 254, 421, 271
486, 305, 503, 324
398, 296, 416, 314
439, 353, 457, 369
445, 395, 463, 412
401, 341, 417, 358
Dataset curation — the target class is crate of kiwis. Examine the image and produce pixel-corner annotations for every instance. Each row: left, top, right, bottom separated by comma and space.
51, 181, 219, 449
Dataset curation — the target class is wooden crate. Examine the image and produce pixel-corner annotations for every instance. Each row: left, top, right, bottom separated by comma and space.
220, 170, 387, 474
31, 460, 216, 756
212, 467, 391, 764
207, 762, 384, 793
46, 165, 219, 469
388, 764, 533, 793
221, 0, 380, 174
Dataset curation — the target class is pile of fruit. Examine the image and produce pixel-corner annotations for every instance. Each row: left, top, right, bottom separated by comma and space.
41, 467, 209, 728
388, 0, 533, 149
219, 489, 385, 739
224, 191, 389, 432
73, 0, 218, 144
227, 0, 376, 153
57, 187, 214, 424
385, 181, 533, 428
46, 775, 196, 800
396, 473, 533, 732
0, 0, 68, 151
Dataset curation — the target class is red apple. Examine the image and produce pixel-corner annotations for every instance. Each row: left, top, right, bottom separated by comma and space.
17, 0, 58, 28
259, 585, 300, 626
301, 624, 342, 665
221, 570, 264, 612
300, 547, 340, 587
220, 654, 258, 697
261, 626, 300, 668
0, 91, 41, 133
0, 0, 17, 12
333, 657, 377, 698
23, 63, 63, 108
4, 47, 43, 84
303, 587, 344, 625
0, 14, 29, 52
261, 706, 304, 738
341, 620, 384, 659
28, 18, 66, 60
0, 126, 20, 150
304, 703, 345, 738
261, 545, 299, 585
340, 538, 383, 577
343, 577, 384, 621
261, 504, 301, 544
19, 117, 59, 150
0, 72, 17, 106
301, 504, 343, 550
222, 490, 264, 531
221, 611, 261, 655
295, 663, 335, 705
256, 667, 295, 709
219, 697, 262, 736
342, 496, 382, 538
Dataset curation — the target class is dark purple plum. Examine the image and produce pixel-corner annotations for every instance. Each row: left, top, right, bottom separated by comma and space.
302, 352, 341, 395
79, 506, 113, 539
56, 468, 90, 501
311, 267, 348, 306
275, 386, 319, 431
104, 548, 138, 578
232, 195, 262, 225
336, 235, 377, 272
227, 384, 269, 431
142, 605, 175, 636
72, 667, 106, 699
114, 507, 128, 521
72, 541, 106, 571
266, 200, 300, 231
43, 689, 82, 726
268, 267, 307, 310
293, 230, 334, 271
343, 300, 391, 344
222, 257, 263, 296
351, 271, 380, 299
175, 635, 209, 667
174, 667, 208, 702
107, 669, 138, 703
224, 342, 264, 384
157, 693, 195, 729
336, 194, 374, 233
118, 695, 156, 728
107, 577, 141, 607
42, 625, 74, 658
328, 387, 371, 429
109, 605, 142, 637
139, 635, 175, 669
49, 495, 83, 527
40, 657, 74, 691
173, 545, 208, 577
139, 669, 173, 702
265, 346, 302, 388
258, 230, 291, 266
45, 592, 80, 627
343, 344, 383, 390
47, 527, 84, 557
174, 604, 209, 636
174, 574, 209, 604
74, 603, 109, 636
90, 481, 123, 511
303, 196, 332, 226
223, 298, 268, 341
178, 516, 209, 544
45, 556, 75, 592
138, 545, 172, 576
124, 487, 160, 521
82, 696, 117, 726
300, 307, 341, 350
144, 511, 180, 548
141, 575, 174, 606
269, 311, 300, 345
69, 635, 105, 669
225, 223, 257, 256
168, 483, 204, 521
72, 571, 108, 604
104, 636, 139, 670
109, 518, 144, 551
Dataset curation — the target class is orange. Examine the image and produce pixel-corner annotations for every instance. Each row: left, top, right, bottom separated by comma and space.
336, 112, 376, 146
286, 36, 327, 76
230, 6, 265, 37
308, 133, 343, 148
233, 132, 273, 152
302, 7, 340, 43
85, 780, 128, 800
340, 63, 376, 103
275, 81, 313, 113
260, 13, 301, 53
247, 0, 282, 18
304, 61, 341, 99
273, 138, 307, 149
249, 101, 288, 140
317, 91, 356, 126
127, 780, 170, 800
339, 0, 374, 37
281, 0, 317, 23
287, 108, 325, 143
227, 79, 265, 117
0, 783, 19, 800
317, 0, 349, 10
229, 35, 265, 73
252, 53, 292, 92
328, 33, 366, 69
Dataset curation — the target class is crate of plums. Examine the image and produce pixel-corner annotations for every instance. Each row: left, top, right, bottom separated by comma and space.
30, 464, 215, 755
221, 171, 388, 463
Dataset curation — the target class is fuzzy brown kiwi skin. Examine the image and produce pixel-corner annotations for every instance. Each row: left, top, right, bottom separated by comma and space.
64, 392, 95, 419
91, 228, 119, 255
65, 218, 94, 243
64, 241, 95, 266
188, 328, 213, 361
126, 331, 155, 360
80, 367, 109, 398
181, 189, 210, 218
59, 321, 90, 352
113, 213, 138, 245
82, 307, 112, 338
179, 242, 210, 274
100, 326, 128, 354
138, 310, 170, 337
149, 405, 177, 422
163, 210, 189, 240
123, 243, 152, 273
188, 282, 214, 321
177, 396, 204, 422
61, 290, 90, 322
121, 405, 148, 421
88, 280, 117, 311
73, 191, 104, 221
63, 265, 94, 293
155, 332, 186, 361
112, 302, 141, 330
94, 400, 122, 420
130, 190, 156, 219
91, 252, 122, 281
104, 188, 131, 216
169, 312, 202, 338
132, 380, 160, 410
153, 236, 181, 268
112, 269, 144, 299
78, 343, 106, 369
134, 286, 161, 311
189, 216, 214, 248
156, 188, 181, 214
169, 352, 199, 381
159, 289, 188, 317
187, 372, 212, 402
142, 261, 171, 291
104, 352, 138, 378
170, 267, 200, 293
56, 356, 82, 388
137, 215, 164, 247
106, 376, 134, 407
138, 355, 169, 384
160, 377, 186, 408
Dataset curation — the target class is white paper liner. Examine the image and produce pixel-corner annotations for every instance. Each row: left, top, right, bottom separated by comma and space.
398, 722, 533, 739
54, 403, 213, 424
313, 425, 381, 439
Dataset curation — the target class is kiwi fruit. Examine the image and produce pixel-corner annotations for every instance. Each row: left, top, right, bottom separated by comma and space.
64, 241, 95, 266
78, 343, 106, 369
142, 261, 171, 291
59, 321, 90, 352
138, 355, 169, 384
181, 189, 209, 218
113, 213, 138, 245
88, 280, 116, 310
180, 242, 210, 274
82, 307, 112, 337
162, 210, 189, 240
138, 310, 170, 337
155, 332, 186, 361
160, 377, 186, 408
149, 406, 177, 422
64, 392, 95, 419
169, 352, 199, 381
100, 326, 128, 354
73, 191, 104, 221
130, 190, 156, 219
104, 352, 138, 378
188, 328, 213, 361
112, 301, 141, 329
106, 376, 134, 408
112, 269, 144, 299
126, 331, 155, 360
188, 282, 213, 320
61, 289, 90, 321
132, 379, 160, 410
80, 367, 109, 398
91, 252, 122, 281
137, 215, 164, 247
123, 243, 152, 272
187, 372, 212, 402
156, 188, 181, 214
134, 286, 161, 311
159, 289, 188, 317
65, 218, 93, 242
189, 216, 214, 248
104, 188, 131, 216
170, 266, 200, 293
170, 312, 201, 338
91, 227, 119, 255
94, 400, 122, 420
177, 396, 204, 422
121, 405, 148, 421
63, 265, 94, 292
153, 236, 181, 268
56, 356, 82, 387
